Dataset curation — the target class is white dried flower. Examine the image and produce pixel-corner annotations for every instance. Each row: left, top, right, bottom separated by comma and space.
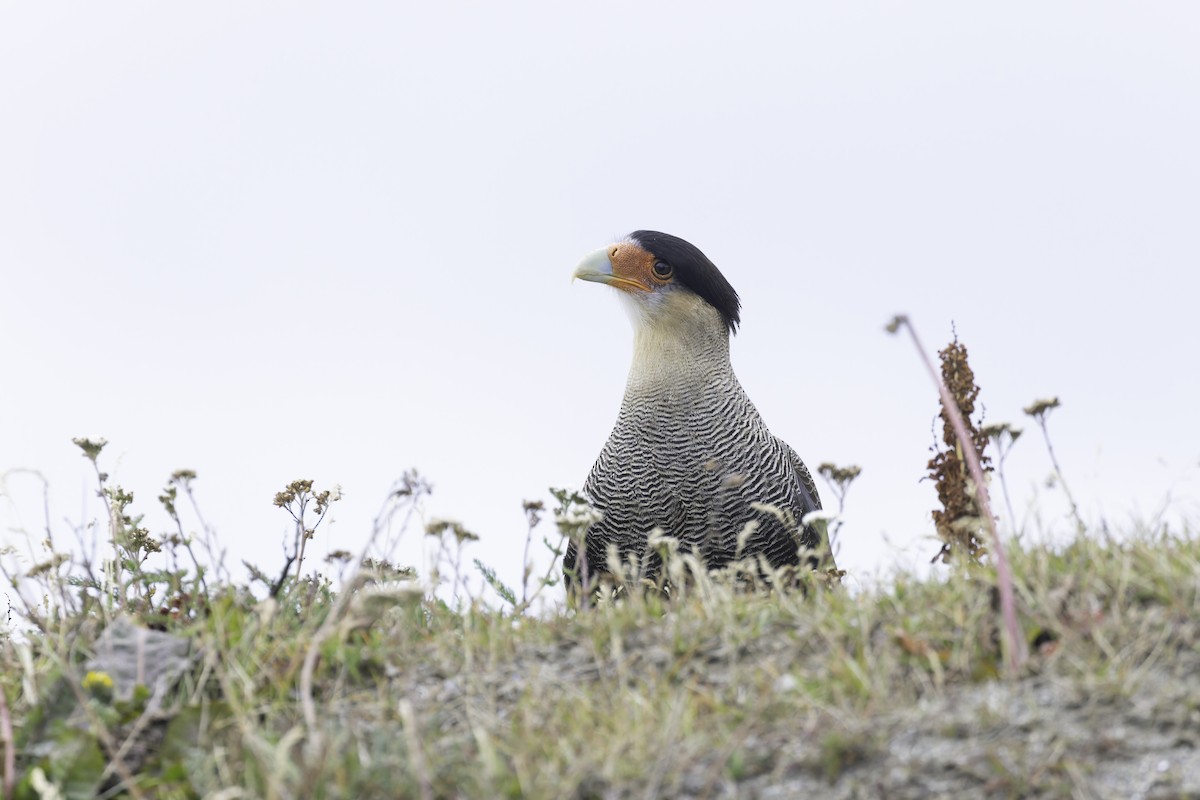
801, 509, 838, 528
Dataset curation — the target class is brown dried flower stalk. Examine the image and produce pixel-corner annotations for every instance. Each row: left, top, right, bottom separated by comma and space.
927, 338, 993, 565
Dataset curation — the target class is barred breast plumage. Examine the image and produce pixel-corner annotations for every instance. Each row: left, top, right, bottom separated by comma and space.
565, 230, 832, 587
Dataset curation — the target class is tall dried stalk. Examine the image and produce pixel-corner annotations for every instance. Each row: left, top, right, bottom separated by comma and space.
888, 315, 1026, 673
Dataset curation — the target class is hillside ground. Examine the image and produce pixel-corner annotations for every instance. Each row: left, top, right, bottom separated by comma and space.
2, 497, 1197, 798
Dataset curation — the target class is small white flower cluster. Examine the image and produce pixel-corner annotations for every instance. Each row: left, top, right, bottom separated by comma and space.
555, 504, 603, 529
360, 582, 424, 603
801, 509, 839, 528
750, 501, 797, 530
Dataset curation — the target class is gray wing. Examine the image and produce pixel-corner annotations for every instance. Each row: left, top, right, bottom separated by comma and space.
778, 439, 822, 515
778, 438, 836, 570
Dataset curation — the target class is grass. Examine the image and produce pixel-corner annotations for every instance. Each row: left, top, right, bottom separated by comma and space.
2, 488, 1197, 798
2, 330, 1198, 798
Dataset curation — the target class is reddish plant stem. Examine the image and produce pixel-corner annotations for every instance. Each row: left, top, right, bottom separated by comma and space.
892, 315, 1026, 673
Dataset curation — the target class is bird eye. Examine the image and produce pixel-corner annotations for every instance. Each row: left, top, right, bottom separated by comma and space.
652, 260, 673, 281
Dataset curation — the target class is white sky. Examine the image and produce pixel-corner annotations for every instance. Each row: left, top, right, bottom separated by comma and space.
3, 3, 1198, 603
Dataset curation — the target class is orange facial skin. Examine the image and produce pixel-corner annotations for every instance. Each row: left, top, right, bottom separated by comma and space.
574, 241, 674, 293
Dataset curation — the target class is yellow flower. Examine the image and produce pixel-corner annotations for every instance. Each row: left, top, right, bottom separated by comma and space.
83, 670, 115, 701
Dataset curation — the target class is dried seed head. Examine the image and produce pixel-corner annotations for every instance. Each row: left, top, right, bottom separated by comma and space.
1023, 397, 1061, 419
818, 462, 863, 487
425, 518, 479, 543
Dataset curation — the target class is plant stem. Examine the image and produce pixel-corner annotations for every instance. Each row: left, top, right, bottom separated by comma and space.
996, 443, 1018, 539
892, 315, 1026, 673
520, 520, 535, 606
1, 683, 13, 800
91, 463, 124, 616
1035, 416, 1085, 533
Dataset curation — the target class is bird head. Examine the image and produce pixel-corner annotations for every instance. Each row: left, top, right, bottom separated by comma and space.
572, 231, 741, 336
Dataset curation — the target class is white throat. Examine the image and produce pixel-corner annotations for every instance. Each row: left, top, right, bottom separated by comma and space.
622, 291, 732, 394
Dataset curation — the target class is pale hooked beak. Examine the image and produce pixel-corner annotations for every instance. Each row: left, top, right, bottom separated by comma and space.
571, 246, 648, 293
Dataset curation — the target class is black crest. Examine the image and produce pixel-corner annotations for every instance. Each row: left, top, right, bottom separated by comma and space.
630, 230, 741, 333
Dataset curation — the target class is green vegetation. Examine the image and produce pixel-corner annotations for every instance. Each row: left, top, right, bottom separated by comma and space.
2, 338, 1198, 797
